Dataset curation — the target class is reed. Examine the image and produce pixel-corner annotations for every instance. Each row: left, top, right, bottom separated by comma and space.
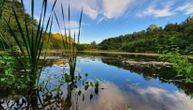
54, 3, 83, 75
2, 0, 57, 86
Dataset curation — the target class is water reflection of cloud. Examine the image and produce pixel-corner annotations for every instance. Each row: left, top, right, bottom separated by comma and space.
77, 82, 128, 110
40, 64, 193, 110
133, 86, 193, 110
77, 82, 193, 110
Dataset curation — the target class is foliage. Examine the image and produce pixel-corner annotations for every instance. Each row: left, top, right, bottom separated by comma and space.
43, 33, 73, 49
0, 55, 30, 90
77, 43, 97, 51
0, 0, 73, 50
0, 0, 36, 49
0, 0, 5, 18
160, 50, 193, 83
127, 106, 133, 110
99, 17, 193, 54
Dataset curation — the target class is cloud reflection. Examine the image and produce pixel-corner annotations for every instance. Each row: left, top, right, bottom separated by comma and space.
77, 82, 193, 110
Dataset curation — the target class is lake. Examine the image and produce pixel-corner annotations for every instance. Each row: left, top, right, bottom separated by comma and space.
1, 53, 193, 110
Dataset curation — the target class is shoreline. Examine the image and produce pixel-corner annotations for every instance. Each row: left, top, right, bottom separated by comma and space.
78, 50, 160, 57
1, 50, 193, 59
79, 50, 193, 59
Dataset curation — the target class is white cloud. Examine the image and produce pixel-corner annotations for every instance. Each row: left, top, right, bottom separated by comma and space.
137, 7, 175, 17
176, 3, 193, 15
137, 1, 176, 18
65, 21, 79, 28
54, 0, 99, 20
49, 0, 135, 20
97, 17, 105, 23
81, 2, 98, 20
102, 0, 134, 19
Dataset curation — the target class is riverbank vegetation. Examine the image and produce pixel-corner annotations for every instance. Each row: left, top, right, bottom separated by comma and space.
99, 17, 193, 55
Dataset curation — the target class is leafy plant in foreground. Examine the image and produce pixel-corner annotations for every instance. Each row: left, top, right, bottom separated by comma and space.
0, 55, 30, 90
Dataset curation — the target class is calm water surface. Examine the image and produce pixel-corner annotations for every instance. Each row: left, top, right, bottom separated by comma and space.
40, 55, 193, 110
1, 54, 193, 110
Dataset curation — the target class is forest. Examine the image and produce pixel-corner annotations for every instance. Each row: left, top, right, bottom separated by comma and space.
99, 17, 193, 55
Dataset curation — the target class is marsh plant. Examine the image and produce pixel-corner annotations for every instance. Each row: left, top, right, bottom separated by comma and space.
0, 0, 83, 89
0, 0, 58, 89
52, 2, 83, 81
0, 0, 103, 109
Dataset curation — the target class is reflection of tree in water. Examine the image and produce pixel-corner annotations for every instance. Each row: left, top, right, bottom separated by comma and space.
101, 57, 193, 97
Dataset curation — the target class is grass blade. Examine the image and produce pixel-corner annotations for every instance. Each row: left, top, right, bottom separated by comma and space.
20, 0, 24, 10
3, 18, 24, 54
51, 0, 57, 12
68, 4, 71, 39
12, 7, 30, 56
78, 8, 83, 44
31, 0, 34, 19
44, 15, 53, 59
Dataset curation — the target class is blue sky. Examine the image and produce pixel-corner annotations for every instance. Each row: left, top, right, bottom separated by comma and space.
23, 0, 193, 43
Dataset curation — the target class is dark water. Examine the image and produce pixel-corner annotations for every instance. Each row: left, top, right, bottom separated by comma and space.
1, 55, 193, 110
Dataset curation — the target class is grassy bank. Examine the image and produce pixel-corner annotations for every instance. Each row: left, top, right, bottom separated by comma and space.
1, 49, 193, 59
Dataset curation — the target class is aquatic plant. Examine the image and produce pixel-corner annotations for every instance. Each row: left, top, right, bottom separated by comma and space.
53, 2, 83, 80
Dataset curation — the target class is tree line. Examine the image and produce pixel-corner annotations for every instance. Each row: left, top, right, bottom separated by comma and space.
99, 17, 193, 55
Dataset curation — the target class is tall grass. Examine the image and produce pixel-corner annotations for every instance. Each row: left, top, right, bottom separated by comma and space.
1, 0, 83, 88
54, 3, 83, 75
2, 0, 57, 86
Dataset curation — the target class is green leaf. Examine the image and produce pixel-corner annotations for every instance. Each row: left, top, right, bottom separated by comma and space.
127, 106, 133, 110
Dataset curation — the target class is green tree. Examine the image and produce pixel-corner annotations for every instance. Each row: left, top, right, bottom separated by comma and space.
91, 41, 96, 46
147, 24, 159, 31
0, 0, 36, 49
99, 16, 193, 55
